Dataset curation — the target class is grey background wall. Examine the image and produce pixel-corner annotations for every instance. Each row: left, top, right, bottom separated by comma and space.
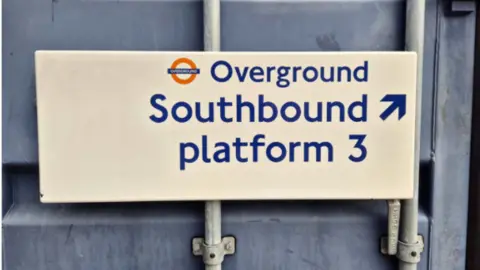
2, 0, 475, 269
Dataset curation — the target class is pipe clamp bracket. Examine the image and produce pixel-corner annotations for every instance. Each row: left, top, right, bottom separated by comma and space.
192, 236, 236, 265
381, 235, 424, 264
396, 235, 424, 264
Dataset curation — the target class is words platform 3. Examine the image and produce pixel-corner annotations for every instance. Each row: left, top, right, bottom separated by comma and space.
35, 51, 417, 202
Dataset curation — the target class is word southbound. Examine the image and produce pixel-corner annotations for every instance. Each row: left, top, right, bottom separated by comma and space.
150, 60, 406, 171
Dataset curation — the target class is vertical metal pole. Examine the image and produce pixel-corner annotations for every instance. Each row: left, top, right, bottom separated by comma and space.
400, 0, 425, 270
205, 201, 222, 270
204, 0, 220, 52
204, 1, 221, 270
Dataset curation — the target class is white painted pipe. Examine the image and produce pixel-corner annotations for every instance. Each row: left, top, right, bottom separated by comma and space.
204, 1, 221, 270
400, 0, 425, 269
204, 0, 220, 52
205, 201, 222, 270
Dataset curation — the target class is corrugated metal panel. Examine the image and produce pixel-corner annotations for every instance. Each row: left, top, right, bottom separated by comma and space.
3, 175, 430, 270
2, 0, 475, 269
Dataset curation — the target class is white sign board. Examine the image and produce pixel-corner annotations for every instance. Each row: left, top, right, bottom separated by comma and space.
35, 51, 417, 202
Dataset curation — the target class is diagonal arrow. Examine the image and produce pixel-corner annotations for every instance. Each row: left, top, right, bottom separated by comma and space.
380, 94, 406, 121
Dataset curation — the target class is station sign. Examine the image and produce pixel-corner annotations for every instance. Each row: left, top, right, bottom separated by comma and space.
35, 51, 417, 202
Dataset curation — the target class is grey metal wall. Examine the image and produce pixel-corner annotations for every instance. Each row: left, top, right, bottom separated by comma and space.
2, 0, 475, 269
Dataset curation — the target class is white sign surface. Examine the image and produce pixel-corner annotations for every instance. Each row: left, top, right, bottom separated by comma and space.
35, 51, 417, 202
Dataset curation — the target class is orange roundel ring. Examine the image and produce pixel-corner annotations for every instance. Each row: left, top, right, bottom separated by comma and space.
169, 58, 199, 85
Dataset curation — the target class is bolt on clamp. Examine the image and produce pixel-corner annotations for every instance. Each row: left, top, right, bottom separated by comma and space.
380, 200, 424, 264
192, 236, 236, 266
